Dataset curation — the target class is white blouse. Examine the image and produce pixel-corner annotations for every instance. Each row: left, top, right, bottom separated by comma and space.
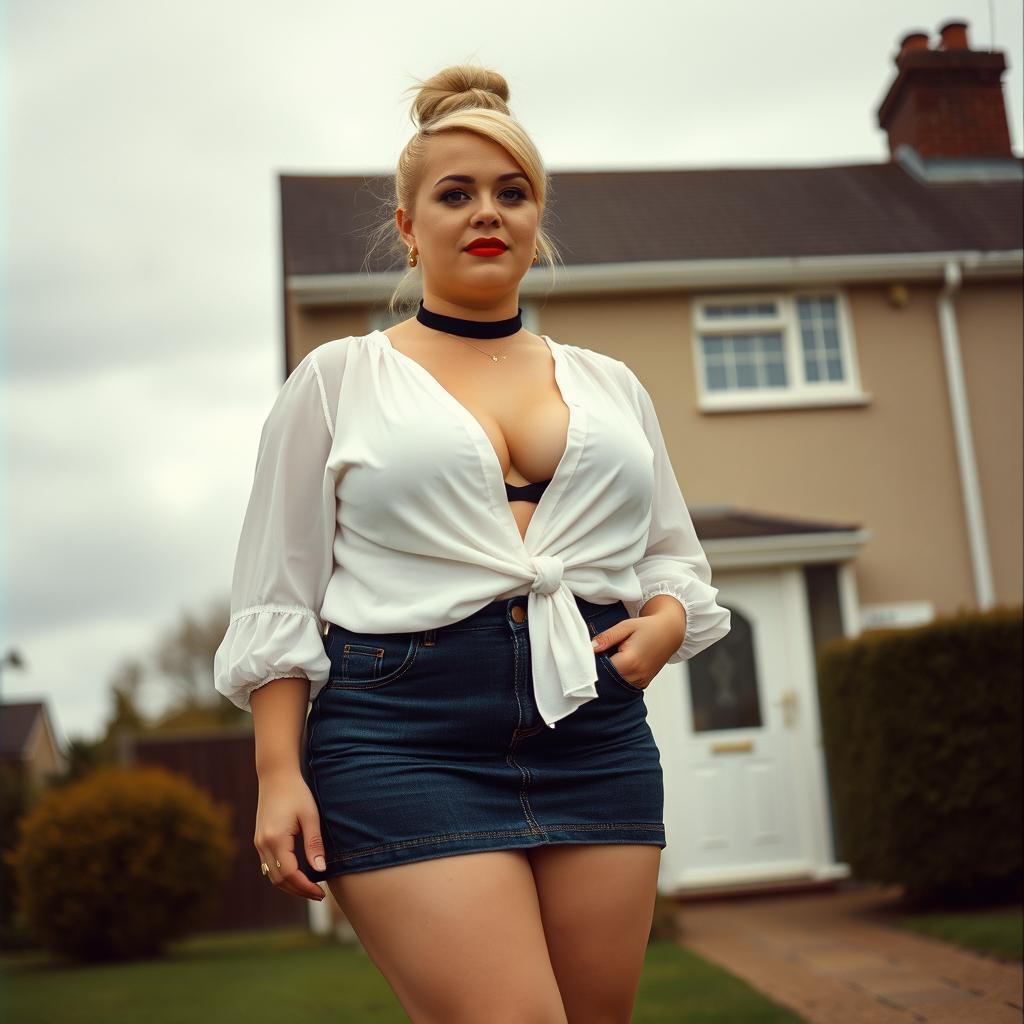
213, 330, 731, 728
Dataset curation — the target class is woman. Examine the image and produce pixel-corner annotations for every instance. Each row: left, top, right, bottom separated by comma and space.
214, 64, 731, 1024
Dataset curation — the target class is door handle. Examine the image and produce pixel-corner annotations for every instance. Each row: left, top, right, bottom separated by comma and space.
772, 688, 798, 727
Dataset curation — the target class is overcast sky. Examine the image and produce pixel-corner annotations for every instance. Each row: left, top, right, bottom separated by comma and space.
4, 0, 1022, 745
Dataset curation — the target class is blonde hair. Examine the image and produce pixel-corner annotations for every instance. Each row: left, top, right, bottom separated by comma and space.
367, 63, 563, 316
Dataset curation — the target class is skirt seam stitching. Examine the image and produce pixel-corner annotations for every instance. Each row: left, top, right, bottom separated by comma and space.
324, 822, 666, 864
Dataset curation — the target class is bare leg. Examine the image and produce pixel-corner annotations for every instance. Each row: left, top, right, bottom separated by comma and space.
326, 849, 569, 1024
526, 844, 661, 1024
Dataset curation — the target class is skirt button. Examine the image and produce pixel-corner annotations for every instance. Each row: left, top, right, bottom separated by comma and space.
510, 605, 527, 623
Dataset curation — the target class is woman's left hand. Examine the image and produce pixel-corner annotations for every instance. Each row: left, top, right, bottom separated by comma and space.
591, 601, 686, 690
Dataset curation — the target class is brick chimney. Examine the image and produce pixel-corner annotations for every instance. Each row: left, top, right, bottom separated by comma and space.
877, 20, 1014, 160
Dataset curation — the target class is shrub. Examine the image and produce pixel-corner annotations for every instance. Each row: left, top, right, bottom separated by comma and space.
0, 763, 33, 949
818, 604, 1022, 907
3, 764, 235, 962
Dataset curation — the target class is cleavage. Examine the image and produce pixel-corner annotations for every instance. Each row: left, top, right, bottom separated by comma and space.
385, 330, 569, 487
458, 388, 568, 544
460, 392, 569, 488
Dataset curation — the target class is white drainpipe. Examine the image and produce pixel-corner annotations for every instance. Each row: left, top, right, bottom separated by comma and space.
937, 257, 995, 609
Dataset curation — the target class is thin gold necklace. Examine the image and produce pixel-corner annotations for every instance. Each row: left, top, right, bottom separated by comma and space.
440, 331, 511, 363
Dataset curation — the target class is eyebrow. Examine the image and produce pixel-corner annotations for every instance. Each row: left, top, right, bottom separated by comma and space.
433, 172, 530, 188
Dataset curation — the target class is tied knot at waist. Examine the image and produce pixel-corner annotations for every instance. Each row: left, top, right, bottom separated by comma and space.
529, 554, 564, 595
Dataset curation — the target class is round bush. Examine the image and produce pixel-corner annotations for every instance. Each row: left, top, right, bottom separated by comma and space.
3, 764, 234, 962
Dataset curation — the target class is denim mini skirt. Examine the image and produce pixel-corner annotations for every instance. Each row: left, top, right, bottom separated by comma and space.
301, 593, 666, 880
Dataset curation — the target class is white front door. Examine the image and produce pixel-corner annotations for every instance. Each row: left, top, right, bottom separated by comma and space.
649, 567, 838, 891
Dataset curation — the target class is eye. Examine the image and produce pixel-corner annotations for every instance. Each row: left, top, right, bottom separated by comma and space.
439, 187, 527, 204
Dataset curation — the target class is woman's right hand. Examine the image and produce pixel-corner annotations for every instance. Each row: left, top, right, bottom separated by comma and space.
254, 767, 329, 902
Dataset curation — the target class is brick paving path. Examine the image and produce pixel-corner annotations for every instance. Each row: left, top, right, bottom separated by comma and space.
673, 882, 1022, 1023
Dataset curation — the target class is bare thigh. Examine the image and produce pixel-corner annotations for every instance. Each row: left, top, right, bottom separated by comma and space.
526, 844, 662, 1024
326, 849, 569, 1024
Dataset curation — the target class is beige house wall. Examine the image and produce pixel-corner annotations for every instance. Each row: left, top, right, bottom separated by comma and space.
286, 304, 368, 371
956, 282, 1024, 604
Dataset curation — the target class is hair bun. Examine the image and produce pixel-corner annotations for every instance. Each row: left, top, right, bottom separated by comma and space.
405, 64, 511, 129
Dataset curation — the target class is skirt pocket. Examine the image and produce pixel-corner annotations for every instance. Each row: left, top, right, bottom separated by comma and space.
586, 602, 647, 696
598, 648, 647, 695
325, 625, 420, 690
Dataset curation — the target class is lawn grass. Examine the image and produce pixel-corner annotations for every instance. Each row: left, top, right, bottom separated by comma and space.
897, 904, 1024, 963
1, 927, 806, 1023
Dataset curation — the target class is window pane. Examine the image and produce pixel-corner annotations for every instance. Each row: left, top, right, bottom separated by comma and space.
706, 363, 729, 390
705, 301, 777, 319
796, 295, 844, 385
736, 361, 758, 387
700, 332, 788, 392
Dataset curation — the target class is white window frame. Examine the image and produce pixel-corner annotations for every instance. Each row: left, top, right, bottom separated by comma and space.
692, 288, 871, 412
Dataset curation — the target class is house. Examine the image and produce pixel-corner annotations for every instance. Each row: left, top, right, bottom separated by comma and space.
274, 18, 1022, 898
0, 700, 68, 797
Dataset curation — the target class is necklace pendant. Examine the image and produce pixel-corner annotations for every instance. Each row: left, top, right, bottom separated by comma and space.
492, 354, 500, 363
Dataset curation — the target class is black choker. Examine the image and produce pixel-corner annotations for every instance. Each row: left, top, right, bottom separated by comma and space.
416, 299, 522, 339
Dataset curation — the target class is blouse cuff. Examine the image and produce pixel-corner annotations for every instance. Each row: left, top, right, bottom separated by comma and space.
629, 583, 693, 663
213, 604, 332, 712
625, 580, 730, 665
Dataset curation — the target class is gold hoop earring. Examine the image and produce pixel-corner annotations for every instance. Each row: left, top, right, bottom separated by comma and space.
533, 249, 539, 265
408, 246, 418, 268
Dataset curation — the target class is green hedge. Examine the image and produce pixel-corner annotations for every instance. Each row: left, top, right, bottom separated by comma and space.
817, 604, 1022, 905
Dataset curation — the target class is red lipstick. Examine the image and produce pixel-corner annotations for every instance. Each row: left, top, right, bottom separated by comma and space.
465, 237, 507, 257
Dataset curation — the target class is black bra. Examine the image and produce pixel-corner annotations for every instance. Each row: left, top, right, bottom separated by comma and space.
504, 478, 552, 503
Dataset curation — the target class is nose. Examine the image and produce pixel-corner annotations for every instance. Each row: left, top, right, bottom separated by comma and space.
471, 198, 501, 227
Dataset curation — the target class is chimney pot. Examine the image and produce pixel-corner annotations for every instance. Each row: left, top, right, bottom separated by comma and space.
898, 31, 930, 63
938, 20, 969, 50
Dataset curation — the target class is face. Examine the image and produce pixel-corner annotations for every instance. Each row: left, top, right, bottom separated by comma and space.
396, 129, 540, 313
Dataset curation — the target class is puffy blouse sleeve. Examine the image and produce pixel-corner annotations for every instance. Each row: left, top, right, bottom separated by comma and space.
623, 366, 731, 663
213, 349, 336, 711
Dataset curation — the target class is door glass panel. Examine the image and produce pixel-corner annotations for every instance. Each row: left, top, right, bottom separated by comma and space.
689, 606, 762, 732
